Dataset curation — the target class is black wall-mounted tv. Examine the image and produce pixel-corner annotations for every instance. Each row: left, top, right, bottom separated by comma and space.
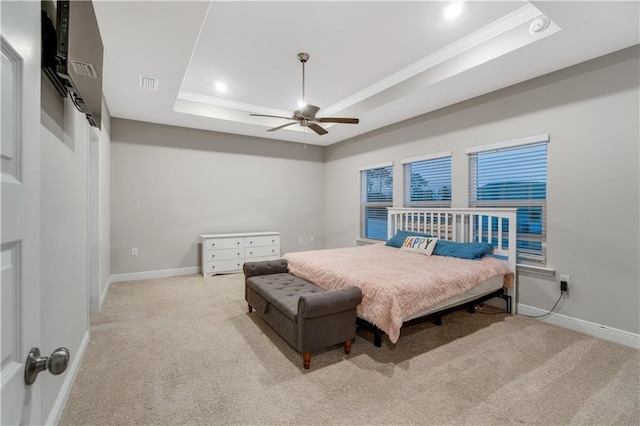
41, 0, 103, 129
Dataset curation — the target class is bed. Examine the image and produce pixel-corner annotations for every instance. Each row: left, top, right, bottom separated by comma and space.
283, 208, 517, 346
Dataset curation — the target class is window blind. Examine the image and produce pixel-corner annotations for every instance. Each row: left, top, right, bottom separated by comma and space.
403, 155, 451, 207
468, 140, 548, 265
360, 165, 393, 240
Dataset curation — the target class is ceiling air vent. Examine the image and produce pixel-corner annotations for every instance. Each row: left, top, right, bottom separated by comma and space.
139, 75, 159, 90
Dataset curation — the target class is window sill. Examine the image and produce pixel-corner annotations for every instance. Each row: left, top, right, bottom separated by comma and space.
356, 238, 384, 246
516, 263, 556, 277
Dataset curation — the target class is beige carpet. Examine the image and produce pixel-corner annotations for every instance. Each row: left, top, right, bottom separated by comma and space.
60, 273, 640, 425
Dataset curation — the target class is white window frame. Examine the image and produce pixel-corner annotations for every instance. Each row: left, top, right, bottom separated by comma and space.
360, 162, 393, 241
467, 134, 549, 265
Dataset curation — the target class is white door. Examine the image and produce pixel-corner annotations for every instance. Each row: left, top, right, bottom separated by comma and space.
1, 1, 43, 424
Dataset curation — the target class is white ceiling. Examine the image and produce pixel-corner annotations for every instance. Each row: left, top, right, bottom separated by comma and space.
94, 1, 639, 146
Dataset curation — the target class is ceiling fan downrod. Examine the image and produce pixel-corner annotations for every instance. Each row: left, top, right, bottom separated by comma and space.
298, 52, 309, 107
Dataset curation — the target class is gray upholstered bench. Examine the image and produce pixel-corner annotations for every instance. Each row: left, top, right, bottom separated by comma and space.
243, 259, 362, 369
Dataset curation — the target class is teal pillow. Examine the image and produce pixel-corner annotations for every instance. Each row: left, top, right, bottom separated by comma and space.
432, 240, 493, 259
385, 230, 432, 248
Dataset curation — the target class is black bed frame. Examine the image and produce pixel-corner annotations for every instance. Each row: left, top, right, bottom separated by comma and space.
356, 288, 512, 347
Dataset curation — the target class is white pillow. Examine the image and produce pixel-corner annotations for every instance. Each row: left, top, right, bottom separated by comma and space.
400, 236, 438, 256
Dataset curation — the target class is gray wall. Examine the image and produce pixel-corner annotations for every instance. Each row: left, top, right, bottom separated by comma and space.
41, 75, 111, 420
110, 119, 325, 275
324, 46, 640, 334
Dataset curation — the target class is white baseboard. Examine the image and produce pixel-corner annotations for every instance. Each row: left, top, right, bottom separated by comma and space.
99, 277, 111, 311
517, 304, 640, 349
46, 330, 90, 425
110, 266, 200, 284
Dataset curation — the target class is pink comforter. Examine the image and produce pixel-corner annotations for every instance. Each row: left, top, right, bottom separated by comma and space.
283, 244, 513, 343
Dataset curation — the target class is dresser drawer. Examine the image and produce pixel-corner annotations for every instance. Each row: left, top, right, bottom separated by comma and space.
205, 259, 243, 274
205, 248, 243, 262
249, 255, 280, 263
245, 235, 280, 248
205, 237, 244, 251
245, 246, 280, 259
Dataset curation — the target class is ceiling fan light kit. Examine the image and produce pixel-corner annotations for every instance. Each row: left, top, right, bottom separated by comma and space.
250, 52, 359, 135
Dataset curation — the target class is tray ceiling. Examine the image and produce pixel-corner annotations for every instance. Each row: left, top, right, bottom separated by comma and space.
94, 1, 640, 146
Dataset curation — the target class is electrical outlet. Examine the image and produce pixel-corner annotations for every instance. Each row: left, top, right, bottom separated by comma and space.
559, 274, 570, 292
131, 248, 138, 256
310, 236, 315, 242
299, 237, 304, 243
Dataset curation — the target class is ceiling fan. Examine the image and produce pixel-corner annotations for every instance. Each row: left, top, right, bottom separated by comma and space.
250, 52, 359, 135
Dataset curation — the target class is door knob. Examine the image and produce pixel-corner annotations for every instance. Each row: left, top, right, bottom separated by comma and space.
24, 347, 70, 385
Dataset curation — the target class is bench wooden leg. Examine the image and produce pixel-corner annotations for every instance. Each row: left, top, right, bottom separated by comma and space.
344, 339, 352, 355
303, 352, 311, 369
248, 304, 253, 313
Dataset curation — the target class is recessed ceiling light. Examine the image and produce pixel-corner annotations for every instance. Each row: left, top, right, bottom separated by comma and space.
443, 2, 464, 21
214, 81, 227, 93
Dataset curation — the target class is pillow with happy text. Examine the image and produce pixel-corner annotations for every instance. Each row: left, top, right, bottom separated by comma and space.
400, 236, 438, 256
385, 230, 432, 248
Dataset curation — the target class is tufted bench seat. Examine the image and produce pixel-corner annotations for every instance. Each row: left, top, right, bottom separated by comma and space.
244, 259, 362, 369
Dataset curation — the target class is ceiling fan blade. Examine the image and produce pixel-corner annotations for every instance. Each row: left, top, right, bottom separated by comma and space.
250, 113, 295, 120
308, 123, 328, 135
301, 104, 320, 119
316, 117, 359, 124
267, 122, 298, 132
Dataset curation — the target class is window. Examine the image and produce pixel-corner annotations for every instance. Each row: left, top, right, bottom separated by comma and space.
402, 152, 452, 207
468, 135, 548, 265
360, 163, 393, 240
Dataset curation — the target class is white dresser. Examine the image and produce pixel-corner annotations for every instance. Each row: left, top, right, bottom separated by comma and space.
200, 231, 281, 277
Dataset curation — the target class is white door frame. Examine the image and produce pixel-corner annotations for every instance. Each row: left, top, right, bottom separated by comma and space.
88, 126, 101, 314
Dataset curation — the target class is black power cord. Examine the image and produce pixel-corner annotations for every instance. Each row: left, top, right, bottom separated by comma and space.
476, 292, 565, 318
519, 292, 565, 318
